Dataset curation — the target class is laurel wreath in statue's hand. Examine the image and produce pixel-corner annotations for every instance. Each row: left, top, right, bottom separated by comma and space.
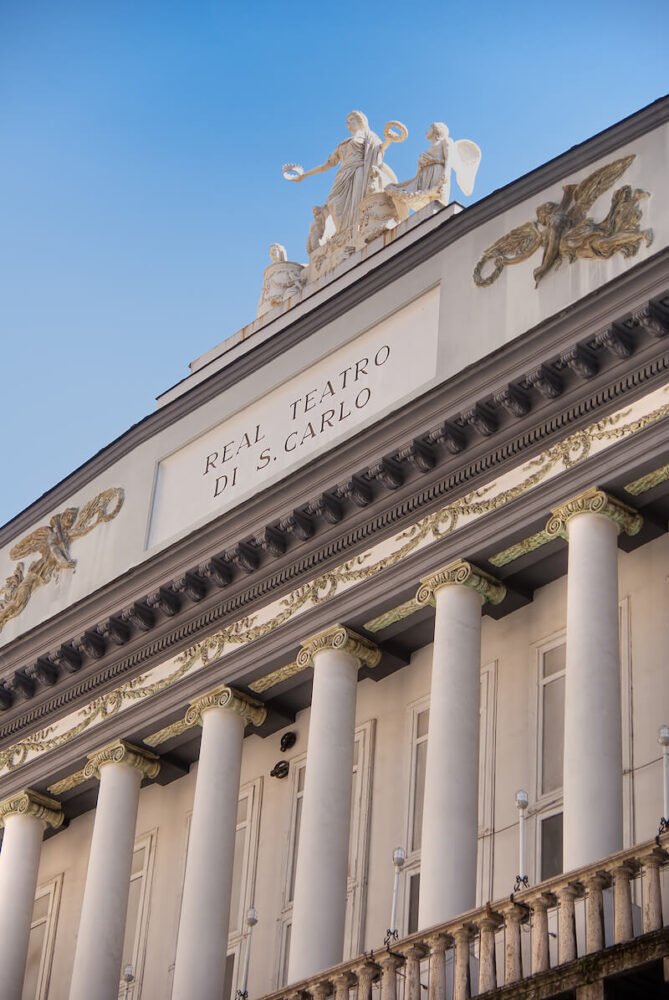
383, 121, 409, 143
282, 163, 304, 182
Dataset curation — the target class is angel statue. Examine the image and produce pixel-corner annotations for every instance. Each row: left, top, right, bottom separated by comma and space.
473, 154, 653, 288
387, 123, 481, 218
283, 111, 408, 239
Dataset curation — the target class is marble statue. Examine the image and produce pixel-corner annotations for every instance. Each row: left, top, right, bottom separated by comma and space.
257, 244, 307, 317
387, 123, 481, 217
283, 111, 408, 238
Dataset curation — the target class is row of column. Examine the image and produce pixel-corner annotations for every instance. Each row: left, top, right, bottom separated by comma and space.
0, 486, 642, 998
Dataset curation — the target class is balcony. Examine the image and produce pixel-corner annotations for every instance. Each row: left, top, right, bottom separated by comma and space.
262, 835, 669, 1000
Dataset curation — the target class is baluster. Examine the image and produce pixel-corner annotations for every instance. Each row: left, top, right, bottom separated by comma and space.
611, 859, 639, 943
425, 934, 447, 1000
352, 959, 378, 1000
477, 906, 502, 992
640, 846, 668, 932
311, 980, 332, 1000
401, 945, 426, 1000
556, 882, 583, 964
583, 873, 610, 954
333, 971, 354, 1000
379, 951, 403, 1000
500, 901, 527, 985
452, 925, 473, 1000
530, 891, 556, 974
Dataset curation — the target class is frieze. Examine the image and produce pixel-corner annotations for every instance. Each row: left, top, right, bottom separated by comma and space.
0, 382, 664, 781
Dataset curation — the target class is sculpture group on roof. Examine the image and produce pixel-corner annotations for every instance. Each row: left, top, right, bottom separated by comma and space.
257, 111, 481, 316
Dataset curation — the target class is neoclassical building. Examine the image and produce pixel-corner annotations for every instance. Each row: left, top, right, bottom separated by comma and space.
1, 98, 668, 1000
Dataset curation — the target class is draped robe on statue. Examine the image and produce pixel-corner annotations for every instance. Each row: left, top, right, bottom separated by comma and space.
324, 129, 397, 234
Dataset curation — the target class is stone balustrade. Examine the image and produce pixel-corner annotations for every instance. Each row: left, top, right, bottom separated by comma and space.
263, 835, 669, 1000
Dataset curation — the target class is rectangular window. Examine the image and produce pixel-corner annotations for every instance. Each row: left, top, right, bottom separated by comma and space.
22, 874, 63, 1000
118, 831, 157, 998
410, 707, 429, 853
540, 812, 564, 881
540, 642, 566, 797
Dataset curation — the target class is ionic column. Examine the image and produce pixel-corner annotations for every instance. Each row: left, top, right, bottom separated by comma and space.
547, 489, 642, 871
416, 561, 505, 927
172, 686, 266, 1000
0, 791, 63, 1000
287, 625, 380, 983
69, 741, 160, 1000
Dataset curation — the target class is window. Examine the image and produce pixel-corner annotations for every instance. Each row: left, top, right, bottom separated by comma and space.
118, 831, 157, 999
22, 874, 63, 1000
539, 642, 566, 797
278, 721, 375, 984
540, 811, 564, 881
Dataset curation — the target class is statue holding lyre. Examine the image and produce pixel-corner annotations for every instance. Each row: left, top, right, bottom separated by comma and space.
283, 111, 408, 238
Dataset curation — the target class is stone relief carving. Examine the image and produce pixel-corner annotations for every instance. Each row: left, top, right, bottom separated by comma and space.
257, 243, 307, 317
0, 487, 125, 634
473, 155, 653, 288
266, 111, 480, 294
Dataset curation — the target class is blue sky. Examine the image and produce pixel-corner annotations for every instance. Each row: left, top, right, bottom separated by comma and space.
1, 0, 668, 528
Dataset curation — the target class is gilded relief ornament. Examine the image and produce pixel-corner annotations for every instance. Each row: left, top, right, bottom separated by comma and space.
0, 487, 124, 634
473, 155, 653, 288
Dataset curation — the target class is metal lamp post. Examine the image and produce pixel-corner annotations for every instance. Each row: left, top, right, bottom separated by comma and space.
385, 846, 406, 946
237, 906, 258, 1000
659, 725, 669, 835
514, 789, 529, 892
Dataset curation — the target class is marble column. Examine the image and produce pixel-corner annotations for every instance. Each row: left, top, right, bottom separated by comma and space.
287, 625, 380, 983
416, 561, 505, 928
547, 489, 642, 871
172, 686, 266, 1000
0, 790, 63, 1000
69, 740, 160, 1000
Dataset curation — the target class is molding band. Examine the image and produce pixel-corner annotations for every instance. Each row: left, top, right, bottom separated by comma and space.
84, 739, 160, 782
546, 487, 643, 539
417, 559, 506, 607
0, 788, 63, 829
297, 625, 381, 670
185, 685, 267, 729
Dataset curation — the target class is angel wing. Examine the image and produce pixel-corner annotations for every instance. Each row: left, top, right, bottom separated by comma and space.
452, 138, 482, 197
570, 155, 635, 220
473, 221, 543, 287
9, 526, 53, 562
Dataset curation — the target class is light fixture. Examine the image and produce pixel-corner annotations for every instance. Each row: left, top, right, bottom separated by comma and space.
385, 846, 406, 946
658, 725, 669, 836
236, 906, 258, 1000
514, 789, 529, 892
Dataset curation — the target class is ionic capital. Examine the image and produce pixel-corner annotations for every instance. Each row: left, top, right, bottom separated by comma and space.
84, 739, 160, 782
0, 788, 64, 830
546, 488, 642, 540
296, 624, 381, 670
185, 685, 267, 729
416, 559, 506, 607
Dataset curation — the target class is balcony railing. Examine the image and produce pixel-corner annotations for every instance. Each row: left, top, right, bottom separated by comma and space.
263, 834, 669, 1000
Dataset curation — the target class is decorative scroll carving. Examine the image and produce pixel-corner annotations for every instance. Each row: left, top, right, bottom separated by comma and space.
0, 487, 125, 634
624, 463, 669, 496
489, 529, 553, 567
185, 685, 267, 729
83, 739, 160, 782
249, 660, 302, 694
48, 768, 88, 796
546, 487, 643, 539
297, 624, 381, 670
364, 598, 422, 633
474, 156, 653, 288
417, 559, 506, 607
0, 788, 63, 829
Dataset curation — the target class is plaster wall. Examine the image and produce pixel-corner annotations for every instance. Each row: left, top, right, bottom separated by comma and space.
32, 533, 669, 999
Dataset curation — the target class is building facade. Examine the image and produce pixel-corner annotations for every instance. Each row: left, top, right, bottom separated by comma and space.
1, 98, 668, 1000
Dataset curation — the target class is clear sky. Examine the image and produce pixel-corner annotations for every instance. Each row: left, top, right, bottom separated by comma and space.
1, 0, 668, 528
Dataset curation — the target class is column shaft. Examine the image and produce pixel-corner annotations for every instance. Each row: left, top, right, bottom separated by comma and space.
287, 641, 360, 981
171, 707, 245, 1000
0, 814, 47, 1000
419, 583, 483, 927
563, 512, 623, 869
69, 743, 158, 1000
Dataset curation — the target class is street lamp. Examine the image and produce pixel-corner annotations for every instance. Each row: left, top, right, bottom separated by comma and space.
236, 906, 258, 1000
385, 846, 406, 946
658, 725, 669, 835
514, 789, 529, 892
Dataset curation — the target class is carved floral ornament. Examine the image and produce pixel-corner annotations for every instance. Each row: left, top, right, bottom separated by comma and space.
473, 155, 653, 289
297, 624, 381, 671
546, 487, 643, 540
0, 386, 666, 783
0, 487, 125, 634
0, 788, 63, 830
416, 559, 506, 607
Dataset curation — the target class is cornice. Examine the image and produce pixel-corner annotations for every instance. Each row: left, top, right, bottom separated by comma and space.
2, 98, 667, 549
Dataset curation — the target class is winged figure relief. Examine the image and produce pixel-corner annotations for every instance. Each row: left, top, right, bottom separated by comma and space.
0, 487, 124, 633
473, 155, 653, 289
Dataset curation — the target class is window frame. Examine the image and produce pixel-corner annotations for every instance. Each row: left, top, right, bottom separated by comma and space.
117, 829, 158, 999
23, 872, 63, 1000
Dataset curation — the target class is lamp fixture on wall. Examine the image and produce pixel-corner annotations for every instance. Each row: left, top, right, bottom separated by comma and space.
514, 789, 530, 892
236, 906, 258, 1000
384, 846, 406, 946
658, 725, 669, 836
